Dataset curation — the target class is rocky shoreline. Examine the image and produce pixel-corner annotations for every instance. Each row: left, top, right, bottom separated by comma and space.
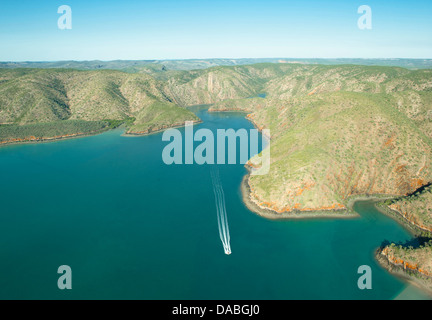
240, 170, 359, 220
241, 166, 432, 296
374, 203, 432, 295
375, 248, 432, 295
0, 129, 108, 147
375, 202, 432, 234
375, 202, 426, 235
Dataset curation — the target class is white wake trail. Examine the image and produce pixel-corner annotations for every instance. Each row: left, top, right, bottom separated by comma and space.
211, 168, 232, 255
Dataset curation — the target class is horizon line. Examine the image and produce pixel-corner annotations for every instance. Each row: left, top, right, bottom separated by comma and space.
2, 57, 432, 63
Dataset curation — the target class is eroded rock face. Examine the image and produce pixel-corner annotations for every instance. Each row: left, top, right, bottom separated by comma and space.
379, 246, 432, 281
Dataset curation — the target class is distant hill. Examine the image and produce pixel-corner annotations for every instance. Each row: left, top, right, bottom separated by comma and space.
2, 58, 432, 73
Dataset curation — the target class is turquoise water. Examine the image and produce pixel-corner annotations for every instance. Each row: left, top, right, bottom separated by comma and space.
0, 107, 430, 300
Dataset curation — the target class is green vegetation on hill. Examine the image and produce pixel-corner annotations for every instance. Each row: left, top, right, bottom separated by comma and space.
0, 120, 109, 143
242, 92, 432, 213
191, 62, 432, 292
378, 238, 432, 291
0, 68, 199, 141
127, 101, 200, 134
379, 185, 432, 233
377, 185, 432, 289
204, 64, 432, 213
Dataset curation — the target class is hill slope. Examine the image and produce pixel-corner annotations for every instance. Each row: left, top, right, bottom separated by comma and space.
205, 64, 432, 215
0, 68, 199, 143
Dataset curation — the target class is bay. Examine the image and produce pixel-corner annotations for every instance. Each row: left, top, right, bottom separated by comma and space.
0, 106, 429, 300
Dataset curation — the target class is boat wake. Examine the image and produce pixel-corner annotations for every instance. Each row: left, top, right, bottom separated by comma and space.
211, 168, 232, 255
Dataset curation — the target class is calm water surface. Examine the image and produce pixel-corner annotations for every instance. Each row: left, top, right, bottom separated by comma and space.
0, 107, 429, 299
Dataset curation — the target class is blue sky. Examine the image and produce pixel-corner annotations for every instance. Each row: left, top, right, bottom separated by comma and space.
0, 0, 431, 61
